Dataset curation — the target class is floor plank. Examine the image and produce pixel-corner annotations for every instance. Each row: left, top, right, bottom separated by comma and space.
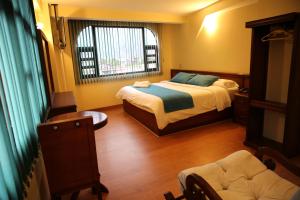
64, 106, 251, 199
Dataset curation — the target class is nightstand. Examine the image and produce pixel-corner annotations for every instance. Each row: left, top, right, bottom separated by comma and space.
233, 92, 249, 125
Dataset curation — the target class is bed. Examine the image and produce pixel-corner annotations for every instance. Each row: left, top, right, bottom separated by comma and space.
117, 69, 249, 136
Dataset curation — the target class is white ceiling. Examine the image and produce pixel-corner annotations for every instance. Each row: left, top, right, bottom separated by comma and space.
47, 0, 219, 15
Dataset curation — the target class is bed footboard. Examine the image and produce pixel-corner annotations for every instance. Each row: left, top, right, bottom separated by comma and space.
123, 100, 233, 136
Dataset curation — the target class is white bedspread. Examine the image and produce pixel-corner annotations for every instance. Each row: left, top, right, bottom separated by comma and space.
116, 81, 232, 129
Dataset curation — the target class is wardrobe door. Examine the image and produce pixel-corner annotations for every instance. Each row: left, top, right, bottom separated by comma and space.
284, 17, 300, 157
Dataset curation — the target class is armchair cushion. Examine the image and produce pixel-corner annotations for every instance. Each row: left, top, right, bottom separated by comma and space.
178, 150, 299, 200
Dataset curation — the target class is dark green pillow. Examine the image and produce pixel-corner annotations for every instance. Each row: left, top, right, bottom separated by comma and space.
186, 74, 219, 86
170, 72, 195, 83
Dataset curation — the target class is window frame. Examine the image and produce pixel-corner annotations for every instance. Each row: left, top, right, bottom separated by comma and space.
76, 25, 160, 80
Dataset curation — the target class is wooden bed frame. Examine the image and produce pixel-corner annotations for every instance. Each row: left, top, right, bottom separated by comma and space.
123, 69, 249, 136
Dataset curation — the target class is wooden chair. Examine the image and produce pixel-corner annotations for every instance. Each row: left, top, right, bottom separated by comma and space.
38, 116, 108, 200
164, 147, 300, 200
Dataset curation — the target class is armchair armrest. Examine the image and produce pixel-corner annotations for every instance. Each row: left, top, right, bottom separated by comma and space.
255, 146, 300, 177
184, 173, 222, 200
164, 173, 222, 200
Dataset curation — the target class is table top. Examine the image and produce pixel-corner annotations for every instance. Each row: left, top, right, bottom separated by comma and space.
51, 91, 76, 109
48, 111, 108, 130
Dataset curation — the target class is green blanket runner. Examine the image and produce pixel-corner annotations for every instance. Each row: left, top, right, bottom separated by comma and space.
133, 85, 194, 113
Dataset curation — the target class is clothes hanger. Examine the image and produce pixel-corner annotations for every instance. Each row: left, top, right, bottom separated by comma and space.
261, 28, 293, 42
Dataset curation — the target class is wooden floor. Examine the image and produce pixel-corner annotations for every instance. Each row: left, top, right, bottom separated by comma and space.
62, 106, 249, 200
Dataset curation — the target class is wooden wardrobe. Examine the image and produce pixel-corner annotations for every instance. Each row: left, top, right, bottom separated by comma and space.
245, 13, 300, 157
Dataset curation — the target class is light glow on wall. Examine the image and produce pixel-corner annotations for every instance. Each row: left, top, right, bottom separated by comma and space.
201, 12, 219, 35
197, 0, 258, 38
197, 12, 219, 38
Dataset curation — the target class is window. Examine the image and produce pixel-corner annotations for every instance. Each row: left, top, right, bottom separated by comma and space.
69, 20, 161, 83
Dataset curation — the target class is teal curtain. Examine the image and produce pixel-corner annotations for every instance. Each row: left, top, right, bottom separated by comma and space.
0, 0, 48, 199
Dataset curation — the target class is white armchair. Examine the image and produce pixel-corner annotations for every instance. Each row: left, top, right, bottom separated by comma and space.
165, 148, 300, 200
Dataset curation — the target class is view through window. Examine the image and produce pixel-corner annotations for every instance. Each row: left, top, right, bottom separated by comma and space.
76, 25, 159, 79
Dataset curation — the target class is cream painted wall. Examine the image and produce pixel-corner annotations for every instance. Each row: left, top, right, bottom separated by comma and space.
34, 2, 62, 91
50, 6, 180, 110
34, 0, 52, 40
172, 0, 300, 74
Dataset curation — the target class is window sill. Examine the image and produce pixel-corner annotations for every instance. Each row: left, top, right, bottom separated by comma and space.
76, 71, 162, 84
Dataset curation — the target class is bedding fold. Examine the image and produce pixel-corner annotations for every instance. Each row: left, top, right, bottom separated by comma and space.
133, 81, 151, 88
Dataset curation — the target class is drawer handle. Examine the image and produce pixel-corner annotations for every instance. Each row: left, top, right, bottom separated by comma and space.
52, 125, 58, 131
75, 122, 80, 127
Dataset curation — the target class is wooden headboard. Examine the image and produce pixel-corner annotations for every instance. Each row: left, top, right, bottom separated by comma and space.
171, 69, 250, 88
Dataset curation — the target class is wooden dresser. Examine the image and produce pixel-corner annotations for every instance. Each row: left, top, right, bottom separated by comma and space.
38, 113, 108, 199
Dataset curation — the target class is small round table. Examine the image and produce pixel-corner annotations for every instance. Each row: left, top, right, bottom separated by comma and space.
49, 111, 108, 130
